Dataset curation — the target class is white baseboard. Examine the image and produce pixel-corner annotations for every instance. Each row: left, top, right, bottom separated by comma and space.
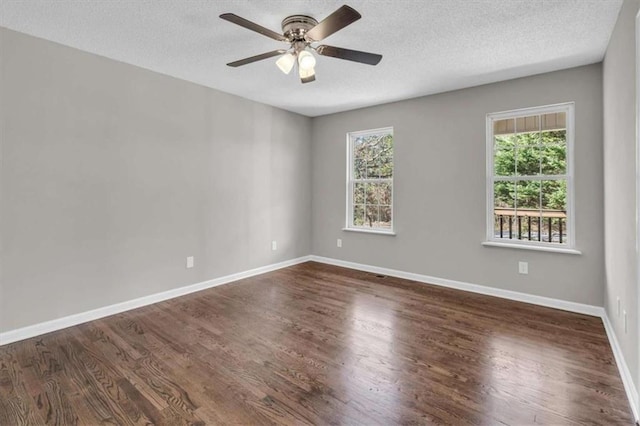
602, 313, 640, 422
0, 255, 312, 346
309, 255, 639, 422
309, 255, 604, 317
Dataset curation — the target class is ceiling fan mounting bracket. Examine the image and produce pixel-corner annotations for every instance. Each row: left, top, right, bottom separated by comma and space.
281, 15, 318, 42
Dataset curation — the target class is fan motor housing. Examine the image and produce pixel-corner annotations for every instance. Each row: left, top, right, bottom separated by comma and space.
282, 15, 318, 41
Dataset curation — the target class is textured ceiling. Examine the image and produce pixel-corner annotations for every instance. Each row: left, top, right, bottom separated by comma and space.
0, 0, 623, 117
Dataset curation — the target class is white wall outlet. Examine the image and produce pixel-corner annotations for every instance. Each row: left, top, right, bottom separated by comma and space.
623, 310, 627, 333
337, 238, 342, 248
271, 240, 277, 251
186, 256, 194, 269
617, 297, 621, 316
518, 261, 528, 274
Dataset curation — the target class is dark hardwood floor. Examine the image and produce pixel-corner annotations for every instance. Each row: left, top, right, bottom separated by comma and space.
0, 261, 634, 425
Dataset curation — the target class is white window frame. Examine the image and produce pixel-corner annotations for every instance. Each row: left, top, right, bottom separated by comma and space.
484, 102, 578, 254
344, 127, 395, 235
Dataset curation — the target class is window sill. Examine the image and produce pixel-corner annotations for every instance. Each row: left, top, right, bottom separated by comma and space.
342, 227, 396, 236
482, 241, 581, 255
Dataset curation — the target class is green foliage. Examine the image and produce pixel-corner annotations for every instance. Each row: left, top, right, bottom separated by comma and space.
494, 131, 567, 211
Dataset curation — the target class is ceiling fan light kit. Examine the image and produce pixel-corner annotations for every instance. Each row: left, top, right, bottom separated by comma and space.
299, 66, 316, 84
297, 50, 316, 69
276, 52, 296, 74
220, 5, 382, 84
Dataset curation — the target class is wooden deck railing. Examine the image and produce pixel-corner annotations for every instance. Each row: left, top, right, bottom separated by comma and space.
494, 208, 567, 243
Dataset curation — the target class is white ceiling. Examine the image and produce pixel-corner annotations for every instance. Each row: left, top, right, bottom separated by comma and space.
0, 0, 623, 117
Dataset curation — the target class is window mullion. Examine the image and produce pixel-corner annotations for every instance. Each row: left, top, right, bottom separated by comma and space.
493, 175, 567, 181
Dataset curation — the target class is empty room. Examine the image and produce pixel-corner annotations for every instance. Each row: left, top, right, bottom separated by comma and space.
1, 0, 639, 424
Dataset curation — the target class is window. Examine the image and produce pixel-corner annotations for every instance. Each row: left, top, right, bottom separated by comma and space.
346, 127, 394, 233
486, 103, 574, 249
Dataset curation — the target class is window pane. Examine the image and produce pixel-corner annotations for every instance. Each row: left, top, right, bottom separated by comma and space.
514, 131, 539, 146
541, 180, 566, 211
540, 130, 566, 174
360, 138, 376, 178
379, 206, 392, 228
353, 204, 365, 227
517, 213, 543, 242
541, 112, 566, 131
516, 145, 541, 176
357, 133, 392, 179
364, 182, 392, 205
495, 134, 515, 150
365, 183, 379, 204
354, 157, 366, 179
516, 180, 541, 210
363, 144, 376, 179
541, 130, 567, 175
494, 181, 515, 209
540, 180, 567, 243
515, 115, 540, 134
354, 182, 365, 204
366, 160, 379, 179
540, 142, 566, 175
541, 130, 566, 144
494, 118, 515, 135
353, 137, 365, 178
365, 205, 379, 228
353, 137, 370, 178
494, 146, 516, 176
377, 134, 394, 178
494, 214, 508, 239
541, 209, 568, 244
379, 182, 392, 205
493, 208, 515, 239
379, 163, 393, 179
493, 186, 516, 239
540, 213, 567, 244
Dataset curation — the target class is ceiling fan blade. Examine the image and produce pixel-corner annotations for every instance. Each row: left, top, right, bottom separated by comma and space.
305, 5, 361, 41
316, 45, 382, 65
220, 13, 287, 42
227, 50, 286, 67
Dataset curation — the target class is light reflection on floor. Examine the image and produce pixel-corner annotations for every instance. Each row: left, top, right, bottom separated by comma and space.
341, 293, 401, 422
485, 331, 571, 423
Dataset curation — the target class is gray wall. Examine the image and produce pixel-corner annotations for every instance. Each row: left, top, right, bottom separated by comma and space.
311, 64, 604, 306
603, 0, 640, 394
0, 28, 312, 333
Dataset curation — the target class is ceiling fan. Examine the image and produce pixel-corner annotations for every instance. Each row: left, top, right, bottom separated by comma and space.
220, 5, 382, 84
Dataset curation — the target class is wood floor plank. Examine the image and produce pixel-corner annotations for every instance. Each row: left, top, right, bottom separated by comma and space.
0, 261, 635, 425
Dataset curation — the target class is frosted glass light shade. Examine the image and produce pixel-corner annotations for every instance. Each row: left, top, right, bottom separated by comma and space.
276, 53, 296, 74
297, 50, 316, 71
299, 66, 315, 79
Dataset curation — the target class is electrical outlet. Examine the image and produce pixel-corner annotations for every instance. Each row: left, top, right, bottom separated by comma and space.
271, 240, 277, 251
337, 238, 342, 248
518, 261, 528, 274
623, 310, 628, 333
617, 297, 621, 317
186, 256, 194, 269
